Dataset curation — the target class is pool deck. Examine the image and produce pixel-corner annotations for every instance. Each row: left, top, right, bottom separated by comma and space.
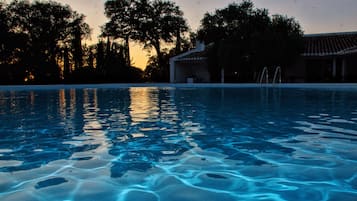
0, 83, 357, 91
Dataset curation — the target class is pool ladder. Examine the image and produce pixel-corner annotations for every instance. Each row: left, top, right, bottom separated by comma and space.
259, 66, 281, 84
273, 66, 281, 84
259, 67, 269, 84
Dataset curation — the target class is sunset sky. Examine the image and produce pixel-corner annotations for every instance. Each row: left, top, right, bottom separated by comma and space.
55, 0, 357, 69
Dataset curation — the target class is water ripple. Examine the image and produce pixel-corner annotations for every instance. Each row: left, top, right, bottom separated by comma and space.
0, 88, 357, 200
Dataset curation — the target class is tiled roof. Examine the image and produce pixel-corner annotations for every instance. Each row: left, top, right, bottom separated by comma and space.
303, 32, 357, 56
175, 32, 357, 60
177, 51, 207, 62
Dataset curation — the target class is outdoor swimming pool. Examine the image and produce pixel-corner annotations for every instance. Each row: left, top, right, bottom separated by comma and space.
0, 84, 357, 201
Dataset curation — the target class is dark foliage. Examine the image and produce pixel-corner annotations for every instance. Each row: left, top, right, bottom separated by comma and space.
0, 0, 144, 84
103, 0, 189, 82
197, 0, 304, 82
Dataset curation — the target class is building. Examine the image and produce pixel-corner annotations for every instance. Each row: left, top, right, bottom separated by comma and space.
170, 31, 357, 83
290, 31, 357, 82
169, 42, 209, 83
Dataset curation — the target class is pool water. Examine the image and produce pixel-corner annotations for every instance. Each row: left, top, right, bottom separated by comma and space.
0, 86, 357, 201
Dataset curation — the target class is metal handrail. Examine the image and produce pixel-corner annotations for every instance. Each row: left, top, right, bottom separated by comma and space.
259, 67, 269, 84
273, 66, 281, 84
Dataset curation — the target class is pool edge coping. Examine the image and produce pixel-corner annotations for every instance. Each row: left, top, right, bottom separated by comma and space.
1, 83, 357, 91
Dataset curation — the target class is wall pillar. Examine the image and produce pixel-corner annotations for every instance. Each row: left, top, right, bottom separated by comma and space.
332, 58, 337, 79
342, 58, 346, 82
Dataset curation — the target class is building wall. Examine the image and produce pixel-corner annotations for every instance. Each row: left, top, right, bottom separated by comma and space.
346, 55, 357, 82
286, 57, 306, 83
172, 54, 357, 83
304, 58, 334, 82
174, 61, 210, 83
285, 54, 357, 83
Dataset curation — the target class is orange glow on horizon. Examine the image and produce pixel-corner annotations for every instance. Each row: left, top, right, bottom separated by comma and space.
84, 39, 149, 71
130, 43, 150, 70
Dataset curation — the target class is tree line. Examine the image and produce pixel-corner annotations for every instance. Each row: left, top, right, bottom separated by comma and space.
0, 0, 191, 84
0, 0, 91, 84
0, 0, 303, 84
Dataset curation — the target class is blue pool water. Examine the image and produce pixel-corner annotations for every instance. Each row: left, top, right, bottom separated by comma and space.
0, 85, 357, 201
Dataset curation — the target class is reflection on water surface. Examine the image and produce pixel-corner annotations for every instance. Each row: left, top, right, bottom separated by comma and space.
0, 87, 357, 201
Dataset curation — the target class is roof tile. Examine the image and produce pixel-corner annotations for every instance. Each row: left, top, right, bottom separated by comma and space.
303, 32, 357, 56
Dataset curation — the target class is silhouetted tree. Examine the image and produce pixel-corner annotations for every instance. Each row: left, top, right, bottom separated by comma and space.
85, 45, 95, 69
94, 41, 104, 72
0, 2, 9, 65
135, 0, 188, 78
63, 47, 70, 79
103, 0, 138, 66
2, 0, 90, 83
0, 2, 27, 74
144, 44, 192, 82
103, 0, 188, 82
0, 1, 35, 83
270, 14, 304, 67
197, 0, 303, 82
70, 13, 91, 71
76, 39, 143, 83
0, 3, 14, 83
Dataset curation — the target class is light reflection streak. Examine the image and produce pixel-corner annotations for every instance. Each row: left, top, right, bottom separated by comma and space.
81, 89, 110, 156
129, 88, 159, 123
69, 89, 76, 119
0, 92, 6, 114
59, 89, 66, 119
29, 91, 35, 107
59, 89, 77, 132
